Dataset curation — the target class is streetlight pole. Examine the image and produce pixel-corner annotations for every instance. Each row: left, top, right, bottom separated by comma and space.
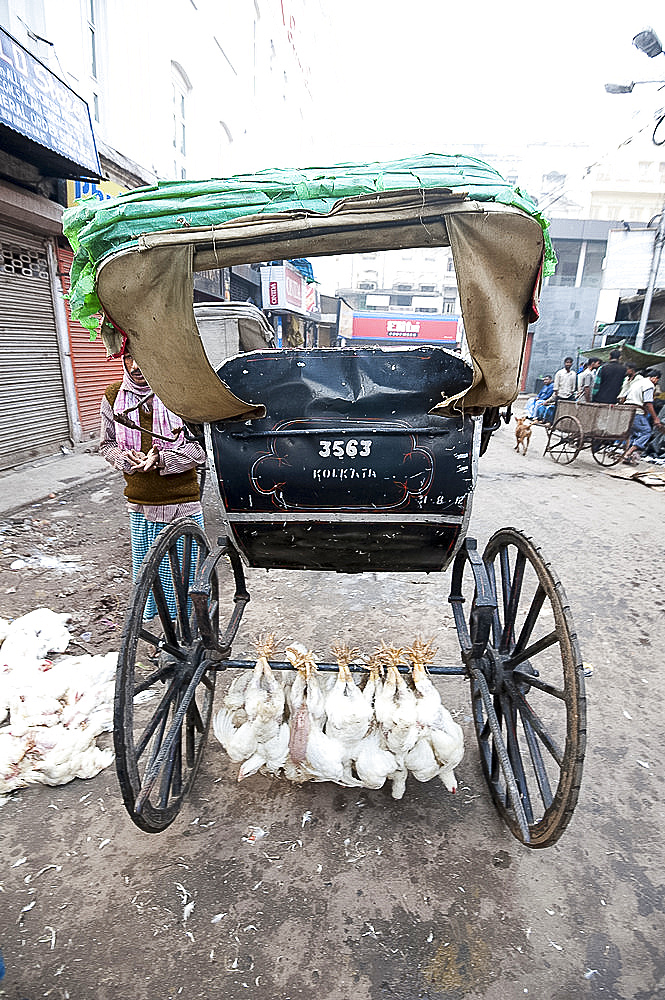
606, 26, 665, 350
635, 207, 665, 349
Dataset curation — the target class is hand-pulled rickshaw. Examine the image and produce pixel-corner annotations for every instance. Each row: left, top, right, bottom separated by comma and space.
64, 154, 587, 848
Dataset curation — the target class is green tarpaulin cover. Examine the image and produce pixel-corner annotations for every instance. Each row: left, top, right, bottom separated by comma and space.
62, 153, 555, 334
580, 340, 665, 368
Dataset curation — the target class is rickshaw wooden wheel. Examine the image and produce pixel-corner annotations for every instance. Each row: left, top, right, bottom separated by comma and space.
591, 438, 628, 467
114, 519, 218, 833
466, 529, 586, 847
546, 415, 583, 464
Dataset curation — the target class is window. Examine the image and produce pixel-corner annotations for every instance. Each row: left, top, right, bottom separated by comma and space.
548, 243, 580, 287
87, 0, 102, 122
172, 63, 192, 180
88, 0, 97, 80
581, 243, 605, 287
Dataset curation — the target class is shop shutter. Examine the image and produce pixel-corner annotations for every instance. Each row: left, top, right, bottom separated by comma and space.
56, 246, 123, 438
0, 222, 70, 471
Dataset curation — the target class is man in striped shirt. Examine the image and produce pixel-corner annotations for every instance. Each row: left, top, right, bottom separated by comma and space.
99, 350, 206, 618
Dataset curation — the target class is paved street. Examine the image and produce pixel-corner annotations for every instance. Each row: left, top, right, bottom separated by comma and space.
1, 421, 664, 1000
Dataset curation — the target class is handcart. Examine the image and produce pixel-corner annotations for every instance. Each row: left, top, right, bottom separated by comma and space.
544, 399, 636, 466
64, 154, 587, 848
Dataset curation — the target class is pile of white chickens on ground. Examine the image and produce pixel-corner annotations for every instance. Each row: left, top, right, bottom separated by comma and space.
0, 608, 116, 796
213, 636, 464, 798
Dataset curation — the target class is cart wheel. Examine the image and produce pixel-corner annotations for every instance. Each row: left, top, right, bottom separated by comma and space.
463, 529, 586, 847
545, 415, 583, 464
114, 519, 218, 833
545, 416, 584, 465
591, 438, 627, 467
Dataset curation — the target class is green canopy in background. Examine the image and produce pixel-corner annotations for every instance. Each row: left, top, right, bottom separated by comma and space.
580, 340, 665, 368
62, 152, 555, 335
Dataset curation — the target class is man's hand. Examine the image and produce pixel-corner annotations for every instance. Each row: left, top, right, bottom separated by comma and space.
125, 449, 147, 469
140, 447, 160, 472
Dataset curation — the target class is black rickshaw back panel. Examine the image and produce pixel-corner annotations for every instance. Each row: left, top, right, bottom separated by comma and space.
207, 347, 476, 572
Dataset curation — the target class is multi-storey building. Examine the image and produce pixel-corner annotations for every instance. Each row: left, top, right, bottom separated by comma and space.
0, 0, 320, 467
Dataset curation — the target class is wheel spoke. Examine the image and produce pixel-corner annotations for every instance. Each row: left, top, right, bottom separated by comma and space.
508, 629, 559, 668
500, 693, 534, 825
159, 704, 183, 809
168, 544, 192, 645
510, 667, 565, 700
518, 708, 554, 809
133, 661, 174, 695
151, 574, 180, 648
516, 694, 564, 766
512, 585, 546, 659
135, 675, 182, 760
501, 550, 526, 652
490, 694, 503, 786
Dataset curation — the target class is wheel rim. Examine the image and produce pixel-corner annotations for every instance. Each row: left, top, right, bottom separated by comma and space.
592, 439, 627, 466
468, 529, 586, 847
114, 519, 218, 832
546, 416, 582, 464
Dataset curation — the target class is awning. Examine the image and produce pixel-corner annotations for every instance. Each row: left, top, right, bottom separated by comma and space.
0, 26, 100, 180
580, 340, 665, 367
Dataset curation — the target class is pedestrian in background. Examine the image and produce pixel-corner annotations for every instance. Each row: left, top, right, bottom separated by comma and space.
99, 349, 206, 617
553, 357, 577, 402
577, 358, 601, 402
618, 365, 663, 465
593, 349, 626, 404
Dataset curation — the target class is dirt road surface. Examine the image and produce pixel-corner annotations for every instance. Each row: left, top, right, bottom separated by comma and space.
1, 422, 664, 1000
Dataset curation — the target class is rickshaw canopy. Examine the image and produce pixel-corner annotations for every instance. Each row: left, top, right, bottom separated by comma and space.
63, 154, 553, 422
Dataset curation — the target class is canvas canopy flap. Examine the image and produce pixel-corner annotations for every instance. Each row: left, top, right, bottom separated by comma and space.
96, 244, 266, 423
95, 195, 544, 421
445, 210, 544, 408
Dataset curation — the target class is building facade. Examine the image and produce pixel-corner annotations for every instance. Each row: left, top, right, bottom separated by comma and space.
0, 0, 321, 467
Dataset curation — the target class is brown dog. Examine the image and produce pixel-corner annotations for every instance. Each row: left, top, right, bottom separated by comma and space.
514, 416, 532, 455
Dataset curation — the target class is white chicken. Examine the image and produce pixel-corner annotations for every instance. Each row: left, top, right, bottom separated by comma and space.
406, 638, 464, 793
281, 643, 350, 785
213, 635, 285, 765
378, 659, 419, 758
237, 721, 290, 781
25, 725, 114, 785
353, 725, 397, 789
0, 731, 37, 794
372, 646, 419, 799
0, 608, 71, 670
284, 642, 328, 724
325, 645, 372, 748
0, 610, 117, 795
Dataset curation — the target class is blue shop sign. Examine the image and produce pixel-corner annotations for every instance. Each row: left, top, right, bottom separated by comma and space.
0, 26, 100, 179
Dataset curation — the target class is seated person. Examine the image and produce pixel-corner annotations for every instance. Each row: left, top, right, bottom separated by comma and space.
525, 375, 553, 419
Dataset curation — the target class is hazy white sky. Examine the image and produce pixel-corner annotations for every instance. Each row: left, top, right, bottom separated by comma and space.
306, 1, 665, 163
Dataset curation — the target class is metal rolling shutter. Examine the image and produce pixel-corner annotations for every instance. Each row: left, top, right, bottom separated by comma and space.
56, 246, 123, 439
0, 222, 70, 471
